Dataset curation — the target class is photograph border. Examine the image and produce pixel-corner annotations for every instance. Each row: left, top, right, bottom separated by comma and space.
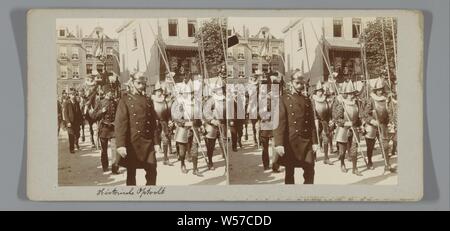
27, 9, 423, 201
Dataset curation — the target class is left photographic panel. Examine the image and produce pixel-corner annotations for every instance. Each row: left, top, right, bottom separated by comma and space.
56, 18, 228, 186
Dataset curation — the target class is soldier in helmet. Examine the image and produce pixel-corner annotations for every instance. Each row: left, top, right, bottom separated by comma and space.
312, 81, 334, 165
246, 72, 262, 146
203, 79, 227, 170
228, 86, 244, 152
93, 84, 119, 173
173, 82, 202, 176
332, 80, 363, 176
362, 78, 396, 172
114, 72, 161, 185
152, 81, 173, 166
273, 71, 319, 184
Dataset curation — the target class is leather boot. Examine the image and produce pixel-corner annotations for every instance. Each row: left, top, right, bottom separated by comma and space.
192, 158, 201, 176
352, 157, 362, 176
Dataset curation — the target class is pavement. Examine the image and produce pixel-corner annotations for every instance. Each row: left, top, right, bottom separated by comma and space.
58, 124, 227, 186
228, 123, 398, 185
58, 122, 397, 186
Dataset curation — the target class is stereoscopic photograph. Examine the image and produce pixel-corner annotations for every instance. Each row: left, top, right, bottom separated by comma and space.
27, 9, 423, 201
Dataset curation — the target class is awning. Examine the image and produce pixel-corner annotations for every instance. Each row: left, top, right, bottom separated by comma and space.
325, 38, 361, 52
163, 39, 198, 52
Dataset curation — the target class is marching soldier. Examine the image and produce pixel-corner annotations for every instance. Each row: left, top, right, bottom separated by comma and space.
229, 87, 244, 152
173, 82, 202, 176
114, 72, 161, 186
388, 91, 398, 157
362, 78, 396, 172
333, 80, 363, 176
246, 73, 261, 146
152, 81, 174, 166
312, 81, 334, 165
93, 84, 119, 173
259, 79, 276, 171
203, 81, 227, 171
273, 71, 319, 184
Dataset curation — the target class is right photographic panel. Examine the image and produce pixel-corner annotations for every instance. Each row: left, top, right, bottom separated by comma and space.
226, 17, 398, 185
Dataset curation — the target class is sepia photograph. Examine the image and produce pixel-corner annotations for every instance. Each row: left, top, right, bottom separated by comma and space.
226, 17, 399, 185
27, 9, 423, 201
56, 17, 229, 186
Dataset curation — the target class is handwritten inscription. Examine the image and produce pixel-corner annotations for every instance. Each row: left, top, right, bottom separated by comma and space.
96, 187, 166, 198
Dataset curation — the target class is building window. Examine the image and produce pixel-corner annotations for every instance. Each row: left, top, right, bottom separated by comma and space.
188, 20, 196, 37
227, 50, 233, 58
86, 46, 93, 59
237, 47, 245, 60
72, 65, 79, 79
298, 29, 303, 48
168, 19, 178, 37
97, 64, 104, 73
60, 65, 67, 79
271, 64, 279, 72
352, 18, 362, 38
252, 64, 258, 73
272, 47, 279, 59
238, 65, 245, 76
252, 46, 258, 58
333, 18, 343, 37
106, 63, 113, 71
71, 47, 79, 60
227, 66, 233, 77
106, 47, 113, 58
86, 64, 92, 75
59, 47, 67, 59
227, 29, 232, 37
132, 30, 138, 48
59, 29, 65, 37
262, 64, 269, 73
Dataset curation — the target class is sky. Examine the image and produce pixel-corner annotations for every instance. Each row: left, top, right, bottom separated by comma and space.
227, 17, 296, 39
57, 19, 130, 39
56, 18, 221, 39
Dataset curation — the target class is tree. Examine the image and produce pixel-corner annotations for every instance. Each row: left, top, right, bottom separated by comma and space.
361, 17, 397, 80
195, 18, 227, 78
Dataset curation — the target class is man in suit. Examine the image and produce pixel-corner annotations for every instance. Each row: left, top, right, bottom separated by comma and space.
115, 72, 161, 185
63, 89, 83, 153
273, 71, 318, 184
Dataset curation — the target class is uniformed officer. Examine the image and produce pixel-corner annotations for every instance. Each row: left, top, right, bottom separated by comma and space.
152, 81, 173, 166
332, 80, 363, 176
173, 82, 202, 176
273, 71, 319, 184
312, 81, 334, 165
93, 84, 119, 173
361, 78, 396, 172
114, 72, 161, 186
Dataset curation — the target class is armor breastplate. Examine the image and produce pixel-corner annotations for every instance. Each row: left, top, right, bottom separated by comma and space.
374, 98, 388, 124
314, 99, 330, 121
153, 98, 169, 121
214, 99, 226, 121
344, 101, 359, 124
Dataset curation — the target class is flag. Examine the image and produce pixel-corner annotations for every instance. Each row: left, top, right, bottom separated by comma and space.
94, 31, 105, 58
259, 31, 270, 57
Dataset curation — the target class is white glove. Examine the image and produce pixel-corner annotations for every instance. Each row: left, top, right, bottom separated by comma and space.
102, 107, 107, 113
370, 119, 379, 127
312, 144, 319, 152
66, 122, 71, 127
344, 121, 353, 127
154, 145, 161, 154
117, 147, 127, 158
274, 146, 285, 157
